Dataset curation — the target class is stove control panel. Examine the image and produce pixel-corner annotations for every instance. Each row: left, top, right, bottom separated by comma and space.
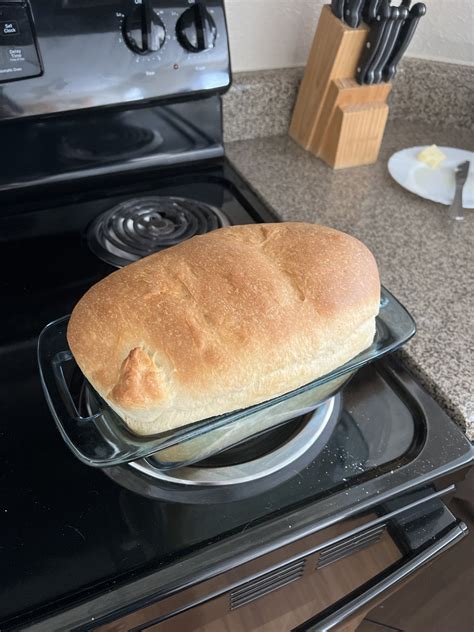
176, 3, 217, 52
122, 2, 167, 55
0, 0, 230, 121
0, 2, 42, 83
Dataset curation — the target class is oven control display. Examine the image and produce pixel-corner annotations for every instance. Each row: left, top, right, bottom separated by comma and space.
0, 2, 42, 83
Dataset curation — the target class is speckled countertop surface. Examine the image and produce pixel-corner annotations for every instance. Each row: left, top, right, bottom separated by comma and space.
226, 121, 474, 441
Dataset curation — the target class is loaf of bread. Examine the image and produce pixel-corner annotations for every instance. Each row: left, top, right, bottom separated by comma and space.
67, 223, 380, 436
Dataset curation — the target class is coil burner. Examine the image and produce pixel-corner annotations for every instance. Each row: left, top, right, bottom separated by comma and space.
87, 196, 231, 267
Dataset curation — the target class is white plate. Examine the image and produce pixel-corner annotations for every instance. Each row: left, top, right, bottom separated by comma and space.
388, 146, 474, 208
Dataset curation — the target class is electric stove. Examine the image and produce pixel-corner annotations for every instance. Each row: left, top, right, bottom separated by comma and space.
0, 2, 472, 631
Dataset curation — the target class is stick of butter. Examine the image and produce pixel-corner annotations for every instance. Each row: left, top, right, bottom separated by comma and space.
417, 145, 447, 169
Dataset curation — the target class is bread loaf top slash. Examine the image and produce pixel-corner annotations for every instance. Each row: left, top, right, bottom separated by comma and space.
67, 223, 380, 436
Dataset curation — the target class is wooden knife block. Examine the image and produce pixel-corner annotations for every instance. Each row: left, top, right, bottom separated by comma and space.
290, 5, 392, 169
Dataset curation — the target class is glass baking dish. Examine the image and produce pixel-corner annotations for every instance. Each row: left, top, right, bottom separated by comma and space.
37, 286, 416, 469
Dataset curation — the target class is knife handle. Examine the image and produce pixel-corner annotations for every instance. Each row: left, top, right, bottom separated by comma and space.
373, 6, 408, 84
362, 0, 381, 24
356, 0, 391, 85
345, 0, 365, 28
331, 0, 346, 20
366, 6, 399, 85
383, 3, 426, 82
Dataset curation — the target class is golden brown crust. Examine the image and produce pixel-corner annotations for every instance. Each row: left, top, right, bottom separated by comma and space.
67, 223, 380, 435
110, 348, 166, 409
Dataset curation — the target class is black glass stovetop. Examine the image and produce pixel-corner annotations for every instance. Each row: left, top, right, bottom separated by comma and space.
0, 160, 423, 629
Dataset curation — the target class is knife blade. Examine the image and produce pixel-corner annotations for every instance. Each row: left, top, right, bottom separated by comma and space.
355, 0, 391, 85
382, 2, 427, 82
373, 5, 408, 83
331, 0, 346, 21
362, 0, 381, 24
344, 0, 365, 28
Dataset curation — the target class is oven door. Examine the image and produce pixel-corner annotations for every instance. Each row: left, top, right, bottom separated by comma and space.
296, 510, 467, 631
105, 493, 467, 632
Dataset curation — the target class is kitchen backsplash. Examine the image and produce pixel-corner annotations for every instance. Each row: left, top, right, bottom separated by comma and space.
225, 0, 473, 71
223, 58, 473, 143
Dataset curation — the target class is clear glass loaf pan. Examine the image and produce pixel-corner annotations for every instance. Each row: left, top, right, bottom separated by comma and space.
37, 286, 416, 469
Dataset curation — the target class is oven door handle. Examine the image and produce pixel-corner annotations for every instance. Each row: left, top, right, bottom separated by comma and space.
296, 520, 468, 632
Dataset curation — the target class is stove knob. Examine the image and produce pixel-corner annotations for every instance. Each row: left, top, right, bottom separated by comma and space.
123, 1, 166, 55
176, 2, 217, 53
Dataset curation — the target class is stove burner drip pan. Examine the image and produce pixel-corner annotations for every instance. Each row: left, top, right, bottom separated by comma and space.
104, 396, 340, 503
87, 196, 230, 267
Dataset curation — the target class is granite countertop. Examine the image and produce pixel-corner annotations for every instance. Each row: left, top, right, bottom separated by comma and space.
226, 121, 474, 440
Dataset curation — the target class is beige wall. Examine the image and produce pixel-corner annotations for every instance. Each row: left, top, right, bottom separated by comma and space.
225, 0, 474, 71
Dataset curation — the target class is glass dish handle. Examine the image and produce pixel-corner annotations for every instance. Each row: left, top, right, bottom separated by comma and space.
38, 319, 132, 465
51, 351, 100, 421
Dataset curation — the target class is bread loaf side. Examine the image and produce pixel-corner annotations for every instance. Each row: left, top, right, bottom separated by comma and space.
67, 223, 380, 435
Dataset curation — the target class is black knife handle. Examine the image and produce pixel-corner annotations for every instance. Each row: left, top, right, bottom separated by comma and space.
374, 6, 408, 84
366, 6, 399, 84
345, 0, 365, 28
383, 3, 426, 82
356, 0, 391, 85
331, 0, 346, 20
362, 0, 381, 24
